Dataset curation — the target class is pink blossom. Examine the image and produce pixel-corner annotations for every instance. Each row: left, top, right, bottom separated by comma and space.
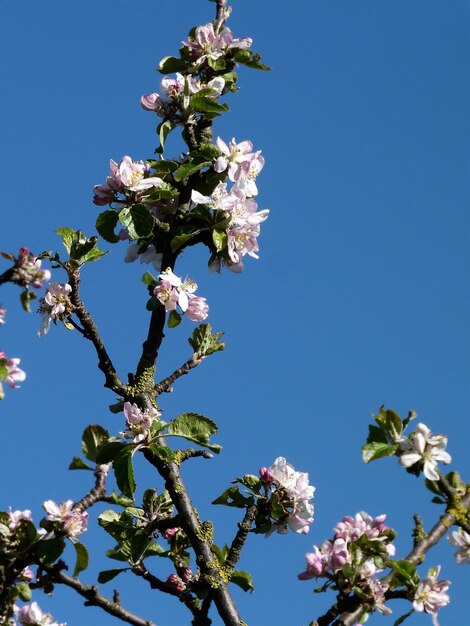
153, 269, 208, 321
93, 156, 162, 206
182, 24, 252, 66
0, 352, 26, 389
398, 423, 452, 481
166, 573, 186, 593
12, 248, 51, 289
448, 528, 470, 564
121, 401, 161, 443
8, 508, 32, 530
214, 137, 255, 182
413, 566, 450, 626
124, 242, 162, 270
17, 602, 65, 626
38, 282, 72, 336
43, 500, 88, 539
298, 546, 325, 579
267, 456, 315, 534
367, 578, 392, 615
162, 527, 178, 539
186, 296, 209, 321
141, 92, 165, 112
0, 305, 6, 325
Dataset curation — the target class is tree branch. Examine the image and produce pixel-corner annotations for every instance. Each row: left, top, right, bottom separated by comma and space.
74, 464, 112, 511
225, 506, 257, 573
43, 565, 154, 626
155, 353, 204, 395
68, 270, 126, 395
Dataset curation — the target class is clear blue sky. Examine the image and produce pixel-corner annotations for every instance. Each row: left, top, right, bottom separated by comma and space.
1, 1, 469, 625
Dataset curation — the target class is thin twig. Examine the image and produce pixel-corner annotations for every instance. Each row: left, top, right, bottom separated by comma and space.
68, 270, 126, 395
74, 464, 112, 511
155, 354, 203, 395
43, 566, 154, 626
225, 506, 257, 573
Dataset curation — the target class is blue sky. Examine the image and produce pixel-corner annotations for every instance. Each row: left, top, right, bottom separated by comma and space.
1, 1, 469, 625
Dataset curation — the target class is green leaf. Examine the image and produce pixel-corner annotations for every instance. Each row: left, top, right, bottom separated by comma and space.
212, 543, 229, 564
16, 582, 32, 601
95, 441, 126, 464
82, 424, 110, 462
212, 485, 254, 508
424, 479, 442, 496
119, 204, 154, 239
233, 49, 270, 70
69, 456, 93, 471
98, 568, 129, 584
111, 492, 135, 507
81, 247, 108, 264
188, 323, 224, 356
20, 289, 37, 313
130, 531, 150, 564
73, 542, 89, 577
238, 474, 261, 492
230, 570, 254, 593
362, 442, 397, 464
96, 210, 120, 243
168, 310, 182, 328
142, 271, 157, 286
113, 447, 136, 499
0, 364, 8, 381
158, 56, 187, 74
37, 538, 66, 564
55, 227, 75, 253
389, 560, 419, 588
148, 443, 176, 462
173, 157, 211, 183
156, 121, 173, 155
167, 412, 221, 452
171, 226, 202, 252
190, 96, 229, 115
198, 143, 222, 160
366, 424, 388, 444
212, 229, 227, 252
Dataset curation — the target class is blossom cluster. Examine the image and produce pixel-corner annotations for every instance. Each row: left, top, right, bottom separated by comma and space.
121, 401, 162, 444
448, 528, 470, 564
8, 247, 51, 290
154, 268, 209, 321
183, 23, 252, 66
0, 351, 26, 399
43, 500, 88, 539
93, 156, 163, 208
260, 456, 315, 535
298, 512, 396, 617
38, 282, 73, 336
16, 602, 65, 626
397, 422, 452, 481
141, 73, 225, 120
413, 566, 450, 626
192, 137, 268, 272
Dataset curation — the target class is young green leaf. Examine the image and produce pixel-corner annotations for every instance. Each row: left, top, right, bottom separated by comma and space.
96, 210, 121, 243
113, 447, 136, 499
82, 424, 110, 462
73, 542, 89, 578
167, 412, 221, 452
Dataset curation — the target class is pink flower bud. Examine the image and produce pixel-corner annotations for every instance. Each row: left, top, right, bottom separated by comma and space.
166, 573, 186, 593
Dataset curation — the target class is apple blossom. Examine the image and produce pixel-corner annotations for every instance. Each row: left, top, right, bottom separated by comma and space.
124, 242, 162, 270
448, 528, 470, 564
153, 268, 209, 321
121, 401, 162, 443
10, 247, 51, 290
214, 137, 259, 185
37, 282, 73, 336
17, 602, 65, 626
43, 500, 88, 538
8, 508, 32, 531
413, 566, 450, 626
265, 456, 315, 534
0, 352, 26, 389
93, 156, 162, 206
398, 422, 452, 481
0, 305, 6, 324
182, 24, 252, 66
